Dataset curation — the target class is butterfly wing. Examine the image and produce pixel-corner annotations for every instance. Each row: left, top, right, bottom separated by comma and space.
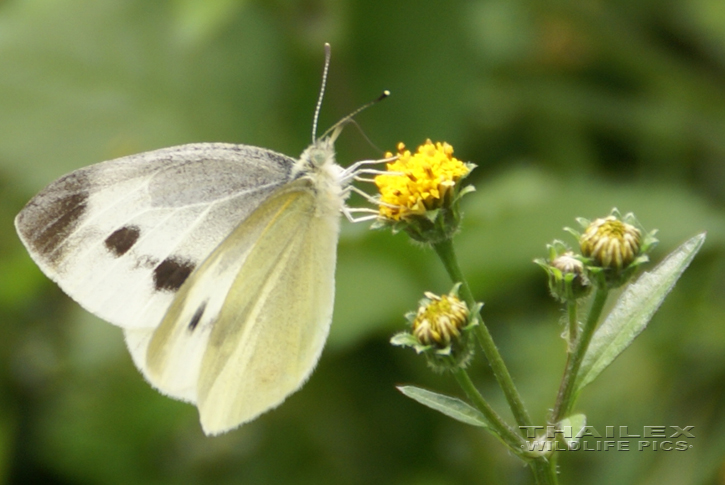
144, 180, 340, 434
15, 143, 297, 331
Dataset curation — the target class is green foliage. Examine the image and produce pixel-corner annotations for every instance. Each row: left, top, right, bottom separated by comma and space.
396, 386, 491, 430
575, 233, 706, 397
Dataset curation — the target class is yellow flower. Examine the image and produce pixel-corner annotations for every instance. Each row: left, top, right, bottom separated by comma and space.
375, 140, 470, 221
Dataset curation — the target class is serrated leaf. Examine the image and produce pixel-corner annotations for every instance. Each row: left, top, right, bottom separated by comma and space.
396, 386, 490, 429
574, 233, 706, 396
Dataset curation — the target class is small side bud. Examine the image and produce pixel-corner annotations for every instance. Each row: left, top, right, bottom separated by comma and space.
535, 241, 591, 302
391, 284, 481, 372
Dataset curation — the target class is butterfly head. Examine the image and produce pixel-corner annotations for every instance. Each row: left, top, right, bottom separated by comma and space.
296, 123, 344, 175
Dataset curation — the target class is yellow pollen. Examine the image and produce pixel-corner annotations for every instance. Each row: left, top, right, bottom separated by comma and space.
375, 140, 469, 221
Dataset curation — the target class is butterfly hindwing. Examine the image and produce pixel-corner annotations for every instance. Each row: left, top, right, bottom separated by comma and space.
197, 184, 340, 434
132, 180, 309, 402
15, 143, 298, 331
137, 178, 339, 434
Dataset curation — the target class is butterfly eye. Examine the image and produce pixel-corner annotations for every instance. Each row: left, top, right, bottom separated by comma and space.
311, 149, 329, 167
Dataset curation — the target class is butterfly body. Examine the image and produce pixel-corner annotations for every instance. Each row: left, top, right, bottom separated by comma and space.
16, 139, 347, 435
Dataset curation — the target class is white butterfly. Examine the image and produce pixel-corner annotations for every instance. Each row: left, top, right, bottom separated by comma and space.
14, 46, 387, 435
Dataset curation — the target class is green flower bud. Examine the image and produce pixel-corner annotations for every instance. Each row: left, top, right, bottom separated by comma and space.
580, 216, 641, 269
391, 284, 480, 372
412, 291, 469, 347
568, 208, 658, 288
535, 241, 591, 302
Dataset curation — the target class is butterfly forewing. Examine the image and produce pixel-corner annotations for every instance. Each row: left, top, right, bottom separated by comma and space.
15, 143, 298, 331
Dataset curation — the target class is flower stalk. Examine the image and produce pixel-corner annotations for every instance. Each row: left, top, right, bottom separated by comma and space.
452, 368, 526, 453
551, 286, 609, 422
530, 459, 558, 485
433, 237, 533, 430
566, 301, 578, 351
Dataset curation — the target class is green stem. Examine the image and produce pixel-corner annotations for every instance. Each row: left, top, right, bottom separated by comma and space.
556, 302, 579, 393
433, 238, 532, 430
566, 301, 578, 351
552, 287, 609, 422
530, 458, 557, 485
453, 369, 525, 453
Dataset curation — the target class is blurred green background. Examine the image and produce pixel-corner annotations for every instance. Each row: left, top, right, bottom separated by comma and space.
0, 0, 724, 483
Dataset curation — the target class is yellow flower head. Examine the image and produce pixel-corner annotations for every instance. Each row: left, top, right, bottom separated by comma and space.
375, 140, 470, 221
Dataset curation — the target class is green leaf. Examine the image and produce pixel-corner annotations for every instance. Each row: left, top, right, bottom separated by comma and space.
574, 233, 706, 396
396, 386, 490, 429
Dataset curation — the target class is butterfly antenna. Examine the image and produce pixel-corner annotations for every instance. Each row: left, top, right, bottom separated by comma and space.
320, 90, 391, 141
312, 43, 332, 144
346, 117, 385, 154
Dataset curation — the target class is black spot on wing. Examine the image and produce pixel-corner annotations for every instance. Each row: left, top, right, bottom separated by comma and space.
104, 226, 141, 257
188, 301, 207, 331
153, 256, 195, 292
